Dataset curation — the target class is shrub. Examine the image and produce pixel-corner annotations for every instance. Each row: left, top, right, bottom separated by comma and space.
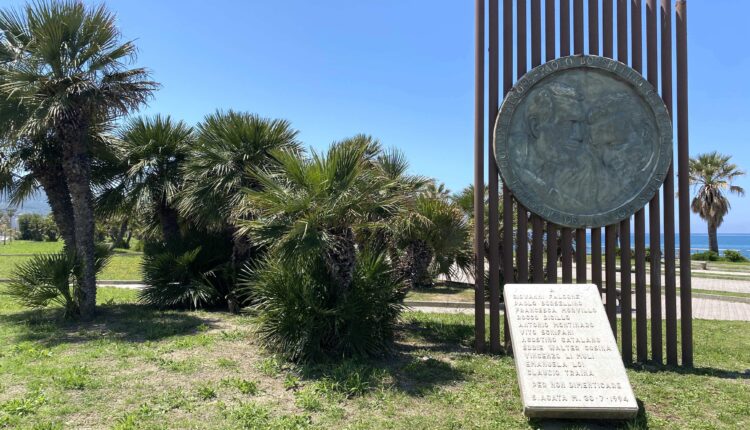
139, 247, 228, 310
17, 214, 58, 242
241, 246, 406, 362
691, 250, 721, 261
3, 245, 112, 318
723, 249, 748, 262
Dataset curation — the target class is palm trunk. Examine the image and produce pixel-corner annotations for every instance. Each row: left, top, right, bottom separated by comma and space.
400, 239, 433, 289
59, 120, 97, 320
158, 203, 181, 245
326, 227, 357, 293
35, 165, 77, 251
708, 221, 719, 254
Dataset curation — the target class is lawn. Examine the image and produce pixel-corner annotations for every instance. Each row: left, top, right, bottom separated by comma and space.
0, 241, 143, 280
0, 289, 747, 429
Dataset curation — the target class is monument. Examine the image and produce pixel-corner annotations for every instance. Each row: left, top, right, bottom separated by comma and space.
504, 284, 639, 419
493, 55, 673, 229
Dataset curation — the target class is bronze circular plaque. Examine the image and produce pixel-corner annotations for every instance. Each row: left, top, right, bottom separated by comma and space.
493, 55, 673, 228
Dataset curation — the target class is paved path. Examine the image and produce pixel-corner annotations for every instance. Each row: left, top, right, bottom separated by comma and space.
410, 295, 750, 321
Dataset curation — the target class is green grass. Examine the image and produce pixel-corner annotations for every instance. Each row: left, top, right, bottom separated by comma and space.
0, 252, 143, 280
0, 240, 143, 255
0, 288, 748, 429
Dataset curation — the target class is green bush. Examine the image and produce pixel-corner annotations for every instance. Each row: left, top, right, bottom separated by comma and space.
691, 250, 721, 261
3, 245, 112, 318
17, 213, 59, 242
723, 249, 748, 262
241, 246, 406, 362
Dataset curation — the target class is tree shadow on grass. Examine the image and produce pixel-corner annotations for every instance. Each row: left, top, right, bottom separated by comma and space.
396, 316, 475, 354
627, 361, 749, 380
0, 303, 220, 347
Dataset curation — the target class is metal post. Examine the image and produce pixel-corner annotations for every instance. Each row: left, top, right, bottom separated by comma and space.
676, 0, 693, 367
474, 0, 485, 353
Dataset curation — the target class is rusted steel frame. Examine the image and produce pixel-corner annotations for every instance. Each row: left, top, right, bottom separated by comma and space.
503, 187, 514, 346
588, 1, 600, 295
501, 0, 514, 352
576, 229, 587, 283
528, 0, 544, 284
487, 0, 501, 354
631, 0, 648, 363
616, 0, 633, 363
603, 0, 614, 58
531, 0, 542, 67
646, 0, 663, 365
634, 210, 648, 361
473, 0, 486, 353
574, 0, 584, 54
547, 224, 558, 283
571, 1, 585, 284
588, 0, 599, 55
516, 0, 529, 284
561, 0, 571, 57
660, 0, 678, 366
532, 217, 545, 283
601, 0, 617, 327
546, 0, 556, 61
562, 229, 573, 283
676, 0, 692, 367
620, 220, 633, 363
591, 229, 602, 294
605, 225, 618, 336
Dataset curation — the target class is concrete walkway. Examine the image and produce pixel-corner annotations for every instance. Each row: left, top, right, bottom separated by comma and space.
410, 295, 750, 321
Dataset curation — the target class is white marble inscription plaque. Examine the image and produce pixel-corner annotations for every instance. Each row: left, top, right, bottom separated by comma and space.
505, 284, 638, 419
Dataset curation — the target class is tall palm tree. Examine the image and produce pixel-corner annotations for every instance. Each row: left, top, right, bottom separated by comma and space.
689, 152, 746, 253
0, 1, 157, 318
97, 115, 193, 244
237, 138, 402, 292
178, 111, 301, 276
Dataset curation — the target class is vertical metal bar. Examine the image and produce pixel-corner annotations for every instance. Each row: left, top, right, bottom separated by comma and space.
544, 0, 557, 284
501, 0, 514, 353
602, 0, 616, 327
621, 220, 633, 363
676, 0, 693, 367
592, 229, 602, 293
488, 0, 501, 354
632, 0, 648, 363
588, 0, 599, 55
561, 0, 571, 57
516, 0, 529, 285
605, 225, 617, 336
635, 209, 648, 361
646, 0, 662, 365
546, 0, 556, 61
532, 0, 542, 67
473, 0, 485, 353
528, 0, 543, 284
503, 187, 514, 347
562, 229, 573, 283
576, 230, 587, 283
547, 224, 558, 283
603, 0, 614, 58
532, 217, 544, 282
574, 0, 584, 54
588, 1, 600, 294
660, 0, 677, 367
616, 0, 632, 364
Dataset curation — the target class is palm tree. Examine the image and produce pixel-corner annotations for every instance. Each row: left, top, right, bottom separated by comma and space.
0, 1, 157, 318
237, 137, 401, 292
178, 111, 301, 276
689, 152, 746, 253
97, 115, 193, 244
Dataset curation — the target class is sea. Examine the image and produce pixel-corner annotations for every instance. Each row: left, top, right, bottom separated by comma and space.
585, 233, 750, 258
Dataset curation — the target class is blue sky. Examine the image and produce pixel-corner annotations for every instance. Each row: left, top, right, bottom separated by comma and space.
5, 0, 749, 233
